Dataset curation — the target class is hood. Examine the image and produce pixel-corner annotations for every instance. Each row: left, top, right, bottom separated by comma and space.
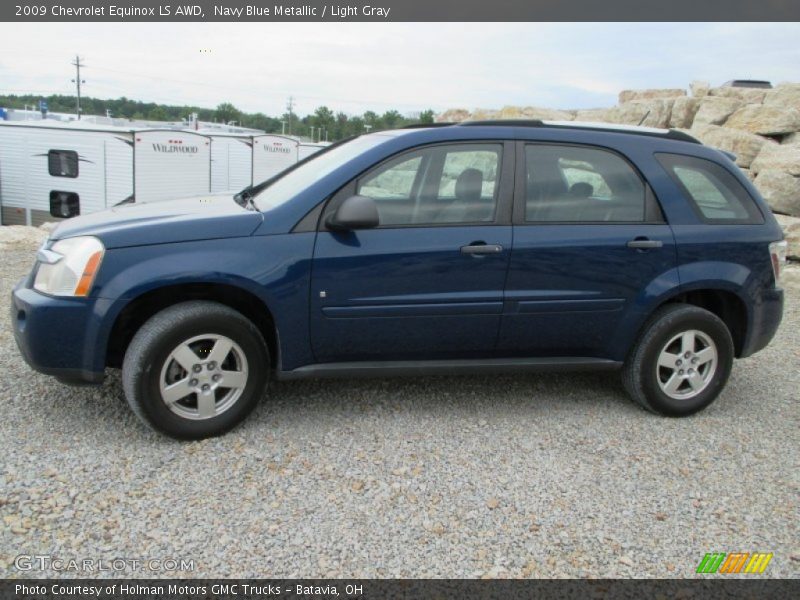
49, 194, 264, 249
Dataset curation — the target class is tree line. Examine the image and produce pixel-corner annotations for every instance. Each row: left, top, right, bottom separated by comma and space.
0, 94, 436, 141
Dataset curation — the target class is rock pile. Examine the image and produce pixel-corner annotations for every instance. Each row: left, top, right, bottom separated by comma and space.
437, 81, 800, 219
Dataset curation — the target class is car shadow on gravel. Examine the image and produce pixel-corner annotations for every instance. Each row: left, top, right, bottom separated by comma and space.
38, 368, 639, 440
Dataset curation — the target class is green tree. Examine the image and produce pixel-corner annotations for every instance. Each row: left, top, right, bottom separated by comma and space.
215, 102, 241, 124
419, 109, 435, 124
382, 110, 402, 128
148, 106, 168, 121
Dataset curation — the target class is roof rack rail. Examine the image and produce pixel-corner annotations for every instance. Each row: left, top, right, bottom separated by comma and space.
400, 122, 457, 129
456, 119, 700, 144
459, 119, 545, 127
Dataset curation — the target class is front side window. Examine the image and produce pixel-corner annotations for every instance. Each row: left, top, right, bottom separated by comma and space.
356, 144, 502, 226
525, 144, 645, 222
252, 134, 390, 212
48, 150, 79, 178
656, 153, 763, 223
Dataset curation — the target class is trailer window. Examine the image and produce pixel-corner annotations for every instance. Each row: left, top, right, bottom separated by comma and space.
48, 150, 79, 178
49, 191, 80, 218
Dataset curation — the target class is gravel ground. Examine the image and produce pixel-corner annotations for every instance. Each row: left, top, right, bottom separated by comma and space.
0, 239, 798, 579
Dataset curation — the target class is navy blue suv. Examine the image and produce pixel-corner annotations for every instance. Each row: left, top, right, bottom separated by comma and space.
11, 122, 787, 438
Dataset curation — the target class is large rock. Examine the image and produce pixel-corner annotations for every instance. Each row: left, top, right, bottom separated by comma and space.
752, 170, 800, 216
496, 106, 576, 121
574, 108, 613, 122
436, 108, 470, 123
690, 80, 710, 98
774, 214, 800, 260
692, 96, 743, 126
689, 124, 769, 168
725, 105, 800, 135
619, 88, 685, 104
604, 99, 674, 128
669, 97, 701, 128
708, 86, 767, 104
467, 108, 499, 120
763, 83, 800, 112
750, 143, 800, 176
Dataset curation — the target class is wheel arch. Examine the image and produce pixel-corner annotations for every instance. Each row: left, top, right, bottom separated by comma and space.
650, 286, 749, 358
105, 282, 279, 370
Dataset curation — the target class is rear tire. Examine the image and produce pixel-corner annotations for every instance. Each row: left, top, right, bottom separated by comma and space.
122, 301, 269, 439
622, 304, 734, 416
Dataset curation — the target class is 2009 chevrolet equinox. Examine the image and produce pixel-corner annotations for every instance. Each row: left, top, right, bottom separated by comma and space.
11, 121, 787, 439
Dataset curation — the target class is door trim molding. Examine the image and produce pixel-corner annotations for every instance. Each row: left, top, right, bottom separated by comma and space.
277, 356, 621, 380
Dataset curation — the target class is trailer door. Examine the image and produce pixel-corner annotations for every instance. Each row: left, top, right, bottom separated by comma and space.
210, 136, 253, 193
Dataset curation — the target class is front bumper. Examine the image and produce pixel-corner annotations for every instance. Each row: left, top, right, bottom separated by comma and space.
11, 278, 108, 384
740, 286, 784, 358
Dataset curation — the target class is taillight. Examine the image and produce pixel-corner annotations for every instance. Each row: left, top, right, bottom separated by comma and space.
769, 240, 787, 287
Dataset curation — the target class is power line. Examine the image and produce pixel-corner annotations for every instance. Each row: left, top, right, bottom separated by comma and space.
71, 55, 86, 119
286, 96, 294, 135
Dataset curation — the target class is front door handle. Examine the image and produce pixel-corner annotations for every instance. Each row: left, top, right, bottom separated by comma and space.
627, 238, 663, 250
461, 243, 504, 255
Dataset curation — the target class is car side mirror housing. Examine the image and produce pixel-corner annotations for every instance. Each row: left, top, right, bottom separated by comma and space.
326, 195, 380, 231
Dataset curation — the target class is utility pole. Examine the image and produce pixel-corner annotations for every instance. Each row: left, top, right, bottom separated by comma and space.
286, 96, 294, 135
310, 125, 314, 142
71, 55, 86, 120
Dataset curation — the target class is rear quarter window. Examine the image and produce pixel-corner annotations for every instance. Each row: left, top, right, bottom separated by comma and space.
655, 153, 763, 224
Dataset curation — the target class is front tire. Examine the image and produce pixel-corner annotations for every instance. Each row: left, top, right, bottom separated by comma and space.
122, 301, 269, 439
622, 304, 734, 416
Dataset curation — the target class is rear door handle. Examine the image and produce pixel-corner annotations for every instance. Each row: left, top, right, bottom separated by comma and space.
461, 243, 504, 255
627, 238, 663, 249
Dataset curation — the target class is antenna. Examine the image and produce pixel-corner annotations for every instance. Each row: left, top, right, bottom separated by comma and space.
637, 110, 651, 127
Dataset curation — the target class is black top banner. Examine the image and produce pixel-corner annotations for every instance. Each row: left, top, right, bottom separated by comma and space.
3, 0, 800, 22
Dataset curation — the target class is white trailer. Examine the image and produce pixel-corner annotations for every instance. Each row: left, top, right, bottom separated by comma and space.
0, 123, 330, 225
133, 130, 212, 203
0, 124, 213, 224
204, 132, 253, 193
298, 142, 329, 161
251, 135, 300, 185
0, 121, 133, 226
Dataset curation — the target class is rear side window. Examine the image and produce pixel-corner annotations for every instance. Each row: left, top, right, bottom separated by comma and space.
524, 144, 645, 222
656, 153, 763, 223
48, 150, 79, 178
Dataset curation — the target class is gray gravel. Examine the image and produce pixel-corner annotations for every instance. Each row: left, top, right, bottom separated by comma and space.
1, 242, 798, 579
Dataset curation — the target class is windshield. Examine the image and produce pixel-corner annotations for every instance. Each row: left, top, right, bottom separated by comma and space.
251, 135, 390, 211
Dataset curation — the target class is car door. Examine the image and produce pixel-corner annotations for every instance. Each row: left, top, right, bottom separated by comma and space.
498, 141, 677, 359
309, 141, 514, 363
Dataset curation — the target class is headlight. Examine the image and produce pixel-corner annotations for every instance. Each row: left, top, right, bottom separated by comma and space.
34, 236, 105, 297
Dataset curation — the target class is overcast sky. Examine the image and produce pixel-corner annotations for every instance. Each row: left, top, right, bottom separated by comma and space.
0, 22, 798, 117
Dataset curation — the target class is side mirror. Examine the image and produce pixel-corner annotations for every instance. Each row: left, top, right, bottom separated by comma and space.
326, 195, 380, 231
